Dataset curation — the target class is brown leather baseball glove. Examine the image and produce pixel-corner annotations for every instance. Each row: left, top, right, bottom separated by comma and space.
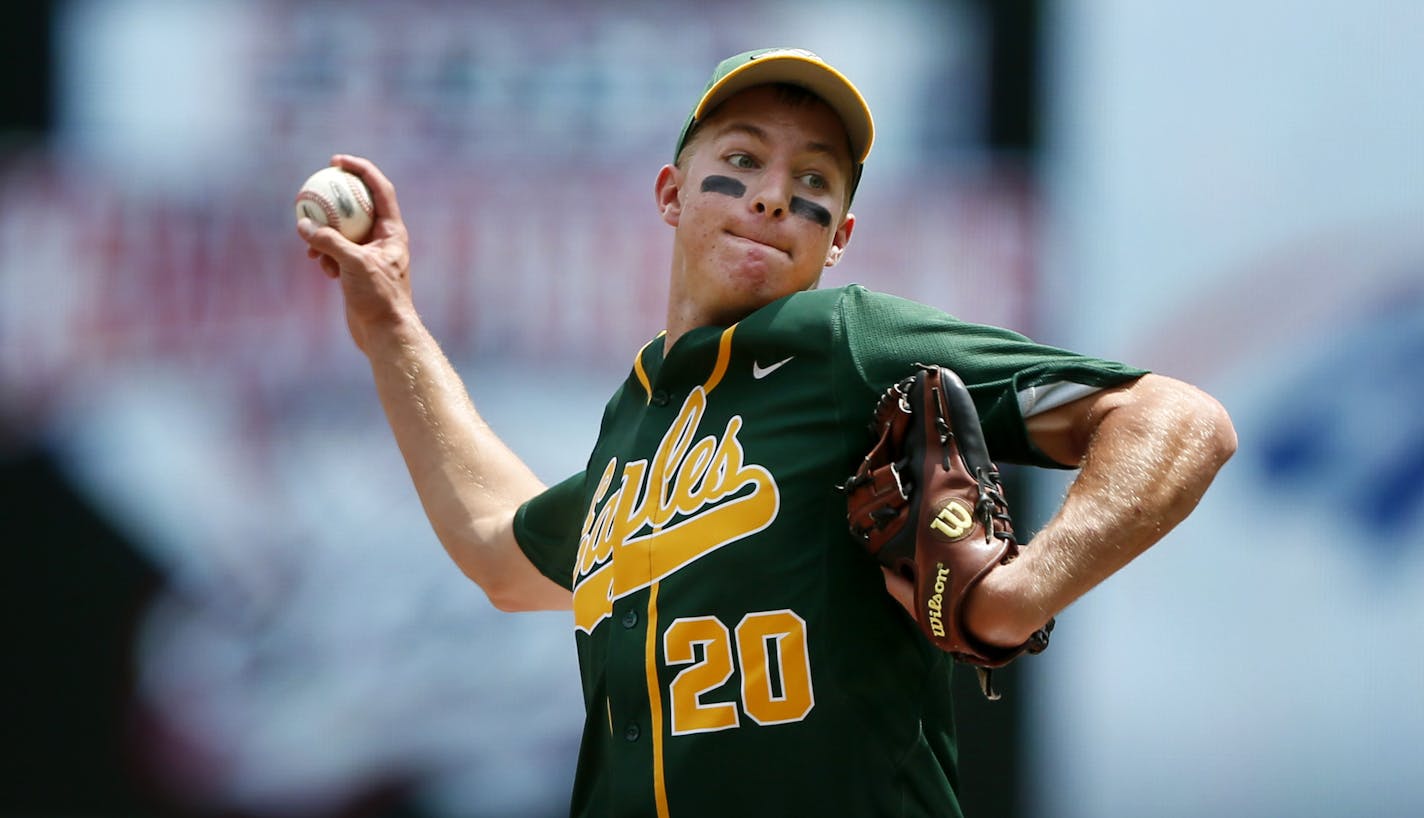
843, 364, 1053, 699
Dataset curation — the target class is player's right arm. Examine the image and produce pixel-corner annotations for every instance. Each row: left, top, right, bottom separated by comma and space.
296, 154, 571, 613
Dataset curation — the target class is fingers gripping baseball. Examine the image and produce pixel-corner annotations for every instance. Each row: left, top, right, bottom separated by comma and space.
296, 155, 414, 346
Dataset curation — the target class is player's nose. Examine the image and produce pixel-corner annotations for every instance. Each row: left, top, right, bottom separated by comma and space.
749, 176, 791, 219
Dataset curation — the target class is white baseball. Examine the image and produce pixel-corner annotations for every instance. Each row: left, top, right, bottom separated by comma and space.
294, 167, 375, 242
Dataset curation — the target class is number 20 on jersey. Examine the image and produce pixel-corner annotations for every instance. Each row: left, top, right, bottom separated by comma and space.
663, 609, 814, 735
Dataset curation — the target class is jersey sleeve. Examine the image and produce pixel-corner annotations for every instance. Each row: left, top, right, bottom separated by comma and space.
835, 285, 1148, 467
512, 470, 587, 590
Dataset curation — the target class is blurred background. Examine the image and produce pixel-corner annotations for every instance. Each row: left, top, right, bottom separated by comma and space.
1, 1, 1419, 816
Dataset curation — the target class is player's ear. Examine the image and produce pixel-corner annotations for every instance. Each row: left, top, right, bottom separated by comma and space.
824, 212, 855, 268
654, 164, 683, 227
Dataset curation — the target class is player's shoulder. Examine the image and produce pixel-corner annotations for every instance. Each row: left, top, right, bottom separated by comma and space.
808, 283, 965, 336
838, 282, 952, 312
735, 285, 961, 357
755, 283, 940, 325
739, 285, 847, 335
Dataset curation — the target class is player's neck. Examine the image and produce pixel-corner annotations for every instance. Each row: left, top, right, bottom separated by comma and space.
661, 260, 769, 351
663, 292, 748, 352
663, 253, 706, 351
662, 271, 706, 351
662, 312, 697, 353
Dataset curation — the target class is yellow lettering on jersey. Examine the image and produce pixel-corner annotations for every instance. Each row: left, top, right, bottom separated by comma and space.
572, 388, 779, 632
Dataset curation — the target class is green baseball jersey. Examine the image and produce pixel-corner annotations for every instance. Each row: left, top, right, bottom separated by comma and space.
514, 284, 1146, 818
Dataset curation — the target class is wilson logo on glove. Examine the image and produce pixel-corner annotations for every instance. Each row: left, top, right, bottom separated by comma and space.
842, 364, 1054, 700
927, 563, 950, 638
929, 500, 975, 540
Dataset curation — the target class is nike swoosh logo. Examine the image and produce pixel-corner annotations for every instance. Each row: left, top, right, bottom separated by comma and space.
752, 356, 795, 379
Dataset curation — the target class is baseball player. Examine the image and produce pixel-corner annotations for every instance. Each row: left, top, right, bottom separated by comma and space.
297, 48, 1236, 818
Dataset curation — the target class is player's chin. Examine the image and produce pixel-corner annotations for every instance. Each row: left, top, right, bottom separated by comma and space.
711, 249, 814, 301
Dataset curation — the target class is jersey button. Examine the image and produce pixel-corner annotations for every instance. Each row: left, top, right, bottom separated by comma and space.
621, 610, 639, 628
624, 724, 641, 742
650, 389, 670, 406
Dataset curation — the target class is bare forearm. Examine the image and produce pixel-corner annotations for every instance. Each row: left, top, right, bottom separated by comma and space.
297, 155, 566, 611
361, 313, 547, 592
1029, 383, 1232, 605
970, 377, 1237, 644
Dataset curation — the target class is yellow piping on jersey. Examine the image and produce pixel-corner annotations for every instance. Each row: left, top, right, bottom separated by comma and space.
633, 332, 665, 403
701, 325, 737, 395
645, 581, 671, 818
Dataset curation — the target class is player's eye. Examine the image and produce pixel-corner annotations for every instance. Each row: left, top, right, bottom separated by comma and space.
727, 153, 758, 170
798, 172, 829, 191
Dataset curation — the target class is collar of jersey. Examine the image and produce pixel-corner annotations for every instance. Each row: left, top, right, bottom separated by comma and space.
633, 324, 738, 403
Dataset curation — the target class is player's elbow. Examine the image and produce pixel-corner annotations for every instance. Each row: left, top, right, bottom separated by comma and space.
446, 540, 572, 614
485, 579, 573, 613
431, 515, 557, 612
1128, 375, 1237, 463
1210, 400, 1238, 466
484, 584, 528, 613
451, 557, 535, 612
481, 574, 542, 613
1186, 385, 1238, 468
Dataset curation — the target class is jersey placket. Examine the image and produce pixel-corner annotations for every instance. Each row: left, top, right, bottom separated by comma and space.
602, 337, 693, 818
603, 325, 744, 817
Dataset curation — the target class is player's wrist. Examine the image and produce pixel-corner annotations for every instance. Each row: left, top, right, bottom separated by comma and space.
962, 560, 1051, 649
350, 303, 427, 357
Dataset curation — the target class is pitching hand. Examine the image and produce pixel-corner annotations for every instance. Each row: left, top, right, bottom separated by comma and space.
296, 154, 413, 352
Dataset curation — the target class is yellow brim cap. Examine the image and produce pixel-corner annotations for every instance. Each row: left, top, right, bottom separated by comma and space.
675, 48, 875, 197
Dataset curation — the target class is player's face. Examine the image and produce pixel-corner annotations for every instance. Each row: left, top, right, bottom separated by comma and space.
657, 86, 856, 329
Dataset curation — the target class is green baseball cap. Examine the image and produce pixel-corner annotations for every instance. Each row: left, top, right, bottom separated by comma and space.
674, 48, 875, 200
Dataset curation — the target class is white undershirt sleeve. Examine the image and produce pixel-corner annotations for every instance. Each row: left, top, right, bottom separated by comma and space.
1017, 381, 1102, 418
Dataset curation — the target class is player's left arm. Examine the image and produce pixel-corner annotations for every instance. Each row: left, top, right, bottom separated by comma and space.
963, 373, 1238, 647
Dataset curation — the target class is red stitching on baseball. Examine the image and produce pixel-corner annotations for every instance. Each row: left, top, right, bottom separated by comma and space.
295, 190, 340, 227
344, 175, 374, 217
